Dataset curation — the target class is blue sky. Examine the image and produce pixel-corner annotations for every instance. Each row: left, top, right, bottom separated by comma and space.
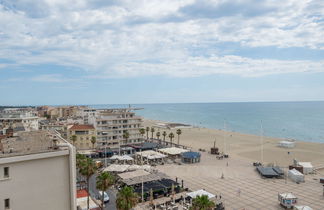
0, 0, 324, 105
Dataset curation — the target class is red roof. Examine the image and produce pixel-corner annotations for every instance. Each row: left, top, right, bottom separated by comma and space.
70, 124, 95, 130
77, 189, 89, 198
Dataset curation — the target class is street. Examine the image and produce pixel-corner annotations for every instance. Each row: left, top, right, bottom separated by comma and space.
89, 174, 117, 210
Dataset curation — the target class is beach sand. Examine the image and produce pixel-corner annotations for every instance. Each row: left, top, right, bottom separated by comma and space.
143, 119, 324, 209
143, 119, 324, 167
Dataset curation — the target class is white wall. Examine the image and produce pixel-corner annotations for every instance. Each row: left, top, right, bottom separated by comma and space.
0, 153, 71, 210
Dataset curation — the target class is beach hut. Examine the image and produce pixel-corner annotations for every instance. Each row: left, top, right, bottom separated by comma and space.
181, 151, 201, 164
288, 169, 305, 183
294, 206, 313, 210
297, 162, 313, 174
278, 193, 297, 209
278, 141, 295, 148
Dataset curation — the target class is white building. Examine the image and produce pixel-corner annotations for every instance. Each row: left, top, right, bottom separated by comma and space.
81, 108, 143, 148
0, 130, 76, 210
0, 108, 39, 131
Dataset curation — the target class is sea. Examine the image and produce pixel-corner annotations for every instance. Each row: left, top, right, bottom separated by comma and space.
91, 101, 324, 143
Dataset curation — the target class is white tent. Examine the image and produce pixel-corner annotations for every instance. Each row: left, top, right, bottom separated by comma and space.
128, 164, 151, 171
158, 147, 189, 156
109, 155, 133, 161
186, 189, 215, 199
288, 169, 304, 183
136, 150, 167, 159
298, 162, 313, 174
294, 206, 313, 210
278, 141, 295, 148
109, 155, 120, 160
120, 155, 134, 161
104, 164, 130, 173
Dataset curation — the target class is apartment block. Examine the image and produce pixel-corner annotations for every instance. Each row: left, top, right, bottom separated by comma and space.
0, 131, 76, 210
81, 108, 143, 148
67, 124, 96, 150
0, 108, 39, 131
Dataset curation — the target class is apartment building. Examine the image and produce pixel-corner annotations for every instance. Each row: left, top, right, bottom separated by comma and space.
47, 106, 85, 119
0, 131, 76, 210
67, 124, 96, 150
0, 108, 39, 131
82, 108, 143, 148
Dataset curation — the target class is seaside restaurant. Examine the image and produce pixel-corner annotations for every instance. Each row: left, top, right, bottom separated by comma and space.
181, 151, 201, 164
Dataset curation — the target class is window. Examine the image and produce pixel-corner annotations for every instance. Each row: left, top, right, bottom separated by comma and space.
4, 167, 9, 178
4, 198, 10, 209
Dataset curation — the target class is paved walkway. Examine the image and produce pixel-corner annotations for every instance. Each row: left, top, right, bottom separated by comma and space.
157, 153, 324, 209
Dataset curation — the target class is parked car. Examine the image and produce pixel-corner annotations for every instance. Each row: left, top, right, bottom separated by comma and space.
98, 191, 110, 203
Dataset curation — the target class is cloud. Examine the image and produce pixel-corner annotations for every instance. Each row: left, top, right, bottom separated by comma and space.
31, 74, 77, 83
0, 0, 323, 79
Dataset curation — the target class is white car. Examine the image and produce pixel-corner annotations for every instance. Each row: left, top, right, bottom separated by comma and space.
98, 191, 110, 203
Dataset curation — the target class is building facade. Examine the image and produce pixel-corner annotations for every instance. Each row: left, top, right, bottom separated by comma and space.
81, 108, 143, 148
67, 124, 96, 150
0, 108, 39, 131
0, 131, 76, 210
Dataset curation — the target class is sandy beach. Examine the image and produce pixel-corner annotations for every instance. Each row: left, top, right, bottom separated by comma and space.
143, 118, 324, 209
143, 119, 324, 167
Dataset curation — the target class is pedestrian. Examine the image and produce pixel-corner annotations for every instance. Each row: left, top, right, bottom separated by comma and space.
220, 194, 222, 200
238, 188, 241, 196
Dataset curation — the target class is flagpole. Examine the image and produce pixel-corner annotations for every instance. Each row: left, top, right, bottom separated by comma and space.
260, 121, 264, 164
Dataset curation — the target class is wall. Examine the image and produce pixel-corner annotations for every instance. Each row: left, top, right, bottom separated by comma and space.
0, 152, 71, 210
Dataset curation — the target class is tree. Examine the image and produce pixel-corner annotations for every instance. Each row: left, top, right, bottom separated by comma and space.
116, 186, 138, 210
70, 135, 77, 146
169, 132, 174, 145
123, 131, 130, 144
176, 129, 182, 145
96, 171, 115, 209
156, 131, 161, 144
162, 131, 167, 145
150, 127, 155, 139
190, 195, 215, 210
146, 127, 150, 139
76, 154, 87, 171
79, 157, 97, 210
156, 131, 161, 140
91, 136, 96, 149
139, 128, 145, 139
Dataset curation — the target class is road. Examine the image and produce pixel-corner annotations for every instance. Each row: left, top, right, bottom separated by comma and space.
89, 174, 117, 210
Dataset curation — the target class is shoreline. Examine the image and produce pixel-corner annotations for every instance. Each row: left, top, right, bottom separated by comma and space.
142, 118, 324, 166
141, 117, 322, 144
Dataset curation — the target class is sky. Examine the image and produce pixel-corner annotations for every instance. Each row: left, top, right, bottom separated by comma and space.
0, 0, 324, 105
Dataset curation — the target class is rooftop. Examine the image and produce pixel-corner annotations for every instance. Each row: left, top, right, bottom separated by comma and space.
0, 130, 67, 158
69, 124, 95, 130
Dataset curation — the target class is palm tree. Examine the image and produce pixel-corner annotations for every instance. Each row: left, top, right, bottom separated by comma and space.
123, 131, 130, 144
79, 157, 97, 210
176, 129, 182, 145
145, 127, 150, 139
96, 171, 115, 209
139, 128, 145, 140
169, 132, 174, 145
190, 195, 215, 210
162, 131, 167, 145
116, 186, 138, 210
91, 136, 96, 149
156, 132, 161, 143
76, 153, 87, 171
70, 135, 77, 146
150, 127, 155, 139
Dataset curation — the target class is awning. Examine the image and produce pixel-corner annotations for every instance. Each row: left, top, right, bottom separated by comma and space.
186, 189, 215, 199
